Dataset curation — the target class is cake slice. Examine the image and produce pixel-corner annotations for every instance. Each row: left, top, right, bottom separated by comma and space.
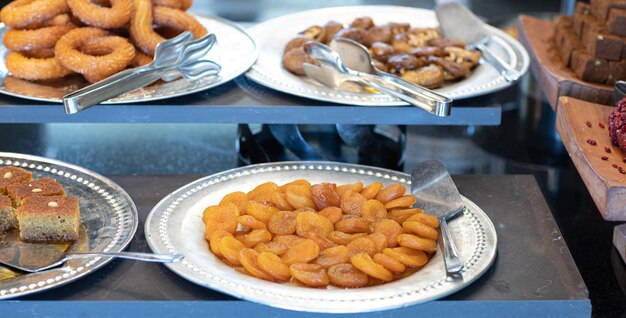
6, 177, 65, 207
0, 166, 32, 195
0, 195, 16, 234
17, 196, 80, 243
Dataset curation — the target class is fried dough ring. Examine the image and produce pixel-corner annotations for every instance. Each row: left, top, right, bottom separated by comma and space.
6, 51, 73, 81
55, 27, 136, 83
67, 0, 133, 29
0, 0, 69, 29
131, 1, 206, 55
132, 51, 153, 67
152, 0, 192, 10
3, 24, 76, 51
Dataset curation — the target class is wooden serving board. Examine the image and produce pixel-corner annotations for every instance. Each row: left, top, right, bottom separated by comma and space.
556, 96, 626, 220
518, 15, 615, 110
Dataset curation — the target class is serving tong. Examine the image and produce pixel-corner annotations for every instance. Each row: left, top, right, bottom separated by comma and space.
63, 31, 221, 114
302, 40, 452, 117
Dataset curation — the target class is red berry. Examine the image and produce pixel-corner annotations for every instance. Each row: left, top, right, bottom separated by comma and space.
587, 139, 597, 145
586, 121, 592, 128
602, 156, 609, 160
599, 123, 605, 129
605, 147, 612, 153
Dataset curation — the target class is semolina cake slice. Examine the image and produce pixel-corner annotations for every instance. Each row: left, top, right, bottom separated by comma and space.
6, 177, 65, 207
0, 166, 32, 195
17, 196, 80, 243
0, 194, 16, 234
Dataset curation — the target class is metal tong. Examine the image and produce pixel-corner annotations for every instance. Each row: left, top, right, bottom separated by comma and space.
63, 32, 221, 114
302, 41, 452, 117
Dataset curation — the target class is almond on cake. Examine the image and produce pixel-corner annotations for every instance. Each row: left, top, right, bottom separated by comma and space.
17, 196, 80, 243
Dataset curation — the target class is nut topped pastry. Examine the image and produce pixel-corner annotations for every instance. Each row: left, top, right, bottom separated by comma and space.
0, 166, 32, 195
17, 196, 80, 243
6, 177, 65, 206
0, 195, 16, 234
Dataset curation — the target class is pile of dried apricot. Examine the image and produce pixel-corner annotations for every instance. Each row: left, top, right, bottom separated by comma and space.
203, 179, 439, 288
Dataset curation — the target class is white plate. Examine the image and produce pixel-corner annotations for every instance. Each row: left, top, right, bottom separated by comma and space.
145, 161, 497, 313
0, 152, 138, 299
246, 5, 529, 105
0, 15, 257, 104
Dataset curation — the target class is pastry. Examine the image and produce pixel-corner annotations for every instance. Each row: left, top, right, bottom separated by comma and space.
17, 195, 80, 242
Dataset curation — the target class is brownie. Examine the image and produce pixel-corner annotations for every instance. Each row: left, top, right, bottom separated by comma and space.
571, 49, 609, 83
17, 196, 80, 243
0, 166, 32, 195
6, 177, 65, 206
558, 28, 584, 66
586, 32, 624, 60
574, 2, 592, 36
608, 7, 626, 37
607, 59, 626, 84
0, 195, 16, 234
591, 0, 626, 21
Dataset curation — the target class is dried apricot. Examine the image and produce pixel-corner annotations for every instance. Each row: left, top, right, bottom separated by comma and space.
258, 235, 304, 255
239, 229, 272, 248
340, 191, 367, 215
270, 191, 293, 210
237, 215, 267, 230
373, 253, 406, 273
334, 218, 371, 234
284, 184, 316, 210
219, 191, 247, 213
296, 211, 334, 237
318, 206, 342, 224
406, 213, 439, 228
305, 232, 337, 250
337, 182, 363, 195
396, 234, 437, 252
390, 208, 423, 224
219, 236, 246, 266
373, 219, 403, 247
403, 221, 438, 240
267, 210, 297, 235
315, 245, 349, 268
247, 182, 280, 203
280, 179, 311, 190
383, 247, 428, 267
208, 229, 232, 257
347, 237, 377, 257
374, 183, 406, 203
351, 253, 393, 282
258, 252, 291, 281
238, 248, 274, 280
289, 263, 329, 287
282, 239, 320, 265
311, 183, 341, 210
203, 203, 239, 237
244, 201, 279, 223
384, 195, 417, 210
327, 263, 369, 287
367, 232, 388, 253
327, 231, 367, 245
361, 199, 388, 222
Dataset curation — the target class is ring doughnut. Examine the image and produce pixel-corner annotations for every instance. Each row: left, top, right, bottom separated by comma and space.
132, 51, 153, 67
3, 24, 76, 51
0, 0, 69, 29
154, 6, 207, 39
153, 0, 182, 9
67, 0, 133, 29
6, 51, 73, 81
55, 27, 136, 83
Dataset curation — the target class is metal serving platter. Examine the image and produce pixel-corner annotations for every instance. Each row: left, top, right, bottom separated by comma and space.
0, 152, 138, 299
0, 15, 257, 104
145, 161, 497, 313
246, 5, 529, 105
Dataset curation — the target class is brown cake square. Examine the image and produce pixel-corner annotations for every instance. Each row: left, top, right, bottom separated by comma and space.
574, 2, 592, 36
608, 7, 626, 36
0, 166, 32, 195
6, 177, 65, 207
585, 32, 624, 60
0, 195, 16, 234
607, 59, 626, 84
572, 49, 609, 83
559, 28, 584, 66
591, 0, 626, 21
17, 196, 80, 243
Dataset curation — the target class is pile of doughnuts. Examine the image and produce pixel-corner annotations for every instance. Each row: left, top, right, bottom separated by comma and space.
0, 0, 207, 83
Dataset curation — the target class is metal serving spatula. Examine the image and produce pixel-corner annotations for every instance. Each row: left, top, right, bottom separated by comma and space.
411, 160, 464, 274
0, 243, 183, 273
435, 2, 521, 82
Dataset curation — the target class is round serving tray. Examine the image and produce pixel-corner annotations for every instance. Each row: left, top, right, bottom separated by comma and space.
0, 152, 138, 299
245, 5, 530, 105
0, 14, 257, 104
145, 161, 497, 313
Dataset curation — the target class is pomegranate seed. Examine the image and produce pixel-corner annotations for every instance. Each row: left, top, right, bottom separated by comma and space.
602, 156, 609, 160
605, 147, 612, 153
620, 167, 626, 174
587, 139, 597, 145
586, 121, 592, 127
599, 123, 605, 129
623, 158, 626, 164
613, 164, 619, 168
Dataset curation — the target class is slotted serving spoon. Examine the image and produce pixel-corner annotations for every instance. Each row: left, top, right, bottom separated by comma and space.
0, 243, 183, 273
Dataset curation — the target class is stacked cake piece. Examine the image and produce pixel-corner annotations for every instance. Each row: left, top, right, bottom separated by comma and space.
555, 0, 626, 84
0, 166, 80, 243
